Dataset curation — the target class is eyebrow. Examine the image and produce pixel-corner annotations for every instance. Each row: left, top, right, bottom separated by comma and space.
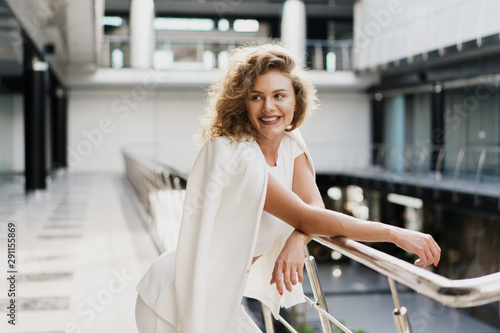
250, 88, 289, 94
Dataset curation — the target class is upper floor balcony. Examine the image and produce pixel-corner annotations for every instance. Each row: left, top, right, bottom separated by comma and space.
101, 35, 354, 73
66, 33, 377, 90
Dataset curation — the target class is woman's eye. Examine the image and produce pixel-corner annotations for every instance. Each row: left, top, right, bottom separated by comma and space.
275, 94, 284, 99
251, 95, 261, 101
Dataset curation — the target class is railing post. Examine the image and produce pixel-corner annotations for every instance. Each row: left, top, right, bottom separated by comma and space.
388, 277, 413, 333
416, 146, 429, 176
261, 303, 275, 333
452, 148, 465, 203
341, 45, 349, 71
304, 247, 335, 333
434, 147, 445, 181
314, 42, 323, 70
375, 145, 385, 168
474, 148, 487, 207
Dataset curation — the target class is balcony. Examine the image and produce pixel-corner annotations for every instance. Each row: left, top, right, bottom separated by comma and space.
101, 35, 353, 72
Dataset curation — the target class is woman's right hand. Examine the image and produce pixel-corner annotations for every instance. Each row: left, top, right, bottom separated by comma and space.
391, 227, 441, 267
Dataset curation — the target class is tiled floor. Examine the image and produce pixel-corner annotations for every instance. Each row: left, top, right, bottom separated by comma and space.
0, 174, 499, 333
0, 174, 157, 333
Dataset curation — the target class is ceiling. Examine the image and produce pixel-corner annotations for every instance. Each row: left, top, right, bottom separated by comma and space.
0, 0, 353, 91
0, 0, 22, 82
0, 0, 99, 91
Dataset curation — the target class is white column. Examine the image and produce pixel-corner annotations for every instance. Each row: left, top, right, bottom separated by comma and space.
281, 0, 306, 68
130, 0, 156, 69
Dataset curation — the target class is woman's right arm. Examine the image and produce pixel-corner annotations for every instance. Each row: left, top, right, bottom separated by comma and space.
264, 174, 441, 267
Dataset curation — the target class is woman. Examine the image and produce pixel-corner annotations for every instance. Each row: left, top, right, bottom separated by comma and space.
135, 44, 441, 332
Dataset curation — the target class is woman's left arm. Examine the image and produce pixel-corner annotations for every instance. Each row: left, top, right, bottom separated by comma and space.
271, 153, 441, 295
270, 153, 323, 293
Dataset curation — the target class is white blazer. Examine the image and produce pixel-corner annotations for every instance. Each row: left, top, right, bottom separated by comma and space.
136, 130, 315, 332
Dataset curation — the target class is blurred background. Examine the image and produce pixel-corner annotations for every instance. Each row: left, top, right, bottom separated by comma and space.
0, 0, 500, 332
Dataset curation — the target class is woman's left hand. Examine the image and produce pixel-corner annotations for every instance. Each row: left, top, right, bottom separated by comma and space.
392, 227, 441, 267
270, 231, 309, 295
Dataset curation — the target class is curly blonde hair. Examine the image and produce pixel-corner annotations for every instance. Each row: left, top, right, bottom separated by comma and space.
202, 43, 318, 141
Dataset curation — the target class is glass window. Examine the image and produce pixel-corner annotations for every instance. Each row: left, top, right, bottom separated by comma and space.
444, 83, 500, 179
405, 93, 431, 174
326, 51, 336, 72
202, 50, 215, 70
382, 93, 432, 174
233, 19, 259, 32
217, 50, 229, 70
111, 49, 124, 69
383, 95, 405, 173
217, 19, 230, 32
154, 18, 214, 31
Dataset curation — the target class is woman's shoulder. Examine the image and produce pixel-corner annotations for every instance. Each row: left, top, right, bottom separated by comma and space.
202, 136, 257, 151
199, 136, 261, 163
190, 136, 266, 188
285, 129, 306, 145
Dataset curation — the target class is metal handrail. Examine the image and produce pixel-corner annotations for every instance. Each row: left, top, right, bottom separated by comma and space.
123, 150, 187, 253
304, 247, 335, 333
271, 235, 500, 333
313, 236, 500, 308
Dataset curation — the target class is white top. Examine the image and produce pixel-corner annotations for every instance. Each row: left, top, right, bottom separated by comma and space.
253, 134, 305, 257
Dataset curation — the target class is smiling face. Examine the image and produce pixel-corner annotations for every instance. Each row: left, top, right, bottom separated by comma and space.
246, 70, 296, 145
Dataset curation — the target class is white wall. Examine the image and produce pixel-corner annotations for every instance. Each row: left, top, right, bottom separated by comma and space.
0, 95, 14, 172
0, 94, 24, 173
68, 87, 370, 174
354, 0, 500, 71
301, 91, 371, 173
68, 88, 205, 173
12, 95, 23, 172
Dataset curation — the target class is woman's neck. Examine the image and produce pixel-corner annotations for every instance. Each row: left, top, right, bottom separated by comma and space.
257, 135, 283, 167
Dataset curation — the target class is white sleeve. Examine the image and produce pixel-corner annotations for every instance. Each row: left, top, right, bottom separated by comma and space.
291, 136, 305, 159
